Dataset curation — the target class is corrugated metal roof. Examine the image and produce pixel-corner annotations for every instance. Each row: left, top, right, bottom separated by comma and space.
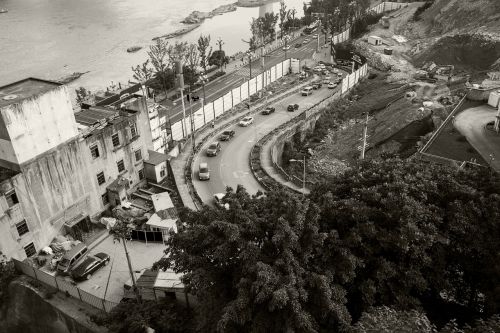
74, 107, 118, 126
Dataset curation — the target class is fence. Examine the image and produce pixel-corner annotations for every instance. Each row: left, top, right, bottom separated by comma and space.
13, 259, 118, 313
171, 58, 293, 141
331, 2, 409, 45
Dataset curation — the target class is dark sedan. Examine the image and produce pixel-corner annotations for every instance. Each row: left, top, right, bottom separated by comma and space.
262, 107, 275, 115
287, 104, 299, 112
71, 253, 110, 281
220, 130, 235, 141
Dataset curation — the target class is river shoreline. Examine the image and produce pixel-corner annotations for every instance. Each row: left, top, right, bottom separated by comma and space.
181, 3, 237, 24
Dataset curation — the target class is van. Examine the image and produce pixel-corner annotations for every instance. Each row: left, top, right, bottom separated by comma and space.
301, 86, 313, 96
199, 162, 210, 180
57, 243, 89, 275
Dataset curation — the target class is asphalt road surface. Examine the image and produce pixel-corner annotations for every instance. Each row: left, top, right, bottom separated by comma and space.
192, 81, 341, 205
454, 105, 500, 171
165, 34, 329, 123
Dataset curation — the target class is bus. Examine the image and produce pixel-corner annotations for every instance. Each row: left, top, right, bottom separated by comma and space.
304, 20, 320, 35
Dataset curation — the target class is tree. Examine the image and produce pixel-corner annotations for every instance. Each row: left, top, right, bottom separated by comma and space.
148, 38, 171, 97
309, 157, 500, 322
197, 34, 212, 73
132, 59, 154, 84
354, 306, 435, 333
156, 187, 351, 332
75, 87, 93, 106
278, 1, 290, 40
208, 50, 228, 70
0, 253, 17, 304
167, 41, 189, 67
184, 44, 200, 86
261, 12, 278, 41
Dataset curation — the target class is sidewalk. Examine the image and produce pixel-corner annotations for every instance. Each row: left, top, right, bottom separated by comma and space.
170, 74, 315, 210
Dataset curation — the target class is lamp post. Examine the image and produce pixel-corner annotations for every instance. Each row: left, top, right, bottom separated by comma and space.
289, 156, 306, 198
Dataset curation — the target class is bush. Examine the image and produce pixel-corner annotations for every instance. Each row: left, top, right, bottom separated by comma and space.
413, 1, 434, 21
0, 258, 17, 304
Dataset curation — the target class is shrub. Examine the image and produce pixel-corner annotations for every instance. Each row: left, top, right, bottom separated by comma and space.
413, 1, 434, 21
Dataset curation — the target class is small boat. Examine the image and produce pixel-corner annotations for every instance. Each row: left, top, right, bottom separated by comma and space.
127, 46, 142, 53
0, 9, 8, 14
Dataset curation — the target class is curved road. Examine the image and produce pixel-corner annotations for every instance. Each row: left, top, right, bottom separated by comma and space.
192, 80, 341, 204
454, 105, 500, 171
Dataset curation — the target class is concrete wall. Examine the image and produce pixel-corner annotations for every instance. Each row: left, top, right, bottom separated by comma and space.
0, 85, 78, 165
144, 161, 167, 183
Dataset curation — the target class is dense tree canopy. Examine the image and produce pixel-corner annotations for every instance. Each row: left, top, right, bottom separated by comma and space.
156, 158, 500, 332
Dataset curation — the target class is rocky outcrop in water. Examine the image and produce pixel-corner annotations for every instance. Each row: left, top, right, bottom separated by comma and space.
181, 3, 237, 24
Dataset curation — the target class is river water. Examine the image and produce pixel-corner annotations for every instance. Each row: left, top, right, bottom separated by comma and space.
0, 0, 305, 92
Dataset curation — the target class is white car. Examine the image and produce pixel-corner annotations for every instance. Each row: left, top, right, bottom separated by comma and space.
283, 45, 290, 51
328, 82, 337, 89
239, 116, 254, 127
324, 75, 331, 80
323, 78, 330, 84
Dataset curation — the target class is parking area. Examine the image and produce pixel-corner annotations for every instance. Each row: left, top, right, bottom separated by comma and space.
64, 235, 166, 303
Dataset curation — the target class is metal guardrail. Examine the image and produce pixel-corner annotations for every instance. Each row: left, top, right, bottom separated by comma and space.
13, 259, 118, 313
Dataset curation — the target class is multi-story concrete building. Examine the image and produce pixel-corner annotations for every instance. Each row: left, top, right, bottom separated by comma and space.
0, 78, 158, 260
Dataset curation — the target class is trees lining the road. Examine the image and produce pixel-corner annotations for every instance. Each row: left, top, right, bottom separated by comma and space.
197, 34, 213, 74
156, 158, 500, 332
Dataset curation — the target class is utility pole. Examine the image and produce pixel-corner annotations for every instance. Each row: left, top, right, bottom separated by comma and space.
358, 112, 370, 160
175, 60, 194, 148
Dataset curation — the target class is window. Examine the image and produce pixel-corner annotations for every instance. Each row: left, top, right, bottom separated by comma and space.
102, 193, 109, 206
112, 133, 120, 147
117, 159, 125, 173
160, 169, 166, 178
97, 172, 105, 185
5, 190, 19, 207
16, 220, 29, 237
24, 242, 36, 257
130, 123, 138, 138
90, 144, 100, 159
138, 168, 145, 180
134, 149, 142, 162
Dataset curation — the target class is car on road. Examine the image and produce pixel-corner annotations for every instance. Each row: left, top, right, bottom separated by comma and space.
328, 82, 337, 89
71, 252, 110, 281
302, 39, 308, 44
287, 104, 299, 112
206, 142, 221, 156
219, 130, 235, 141
312, 82, 322, 90
262, 107, 275, 115
313, 34, 318, 38
283, 45, 290, 51
191, 95, 200, 102
323, 78, 331, 84
239, 116, 254, 127
301, 86, 313, 96
199, 162, 210, 180
295, 43, 301, 48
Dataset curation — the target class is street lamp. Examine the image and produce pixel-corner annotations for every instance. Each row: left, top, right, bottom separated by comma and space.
289, 156, 306, 198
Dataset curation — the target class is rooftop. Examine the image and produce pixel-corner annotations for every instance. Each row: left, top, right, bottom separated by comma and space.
144, 150, 169, 166
0, 78, 62, 108
74, 106, 119, 127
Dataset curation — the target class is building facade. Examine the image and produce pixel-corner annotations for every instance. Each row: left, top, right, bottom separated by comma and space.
0, 78, 155, 260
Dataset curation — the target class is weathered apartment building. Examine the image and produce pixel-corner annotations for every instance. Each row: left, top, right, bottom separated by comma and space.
0, 78, 165, 260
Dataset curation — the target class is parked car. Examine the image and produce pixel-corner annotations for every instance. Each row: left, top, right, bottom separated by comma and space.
239, 116, 254, 127
295, 43, 301, 48
328, 82, 337, 89
302, 40, 308, 44
199, 162, 210, 180
191, 95, 200, 102
312, 82, 322, 90
57, 243, 89, 275
206, 142, 221, 156
302, 65, 311, 71
283, 45, 290, 51
301, 86, 313, 96
287, 104, 299, 112
220, 130, 235, 141
262, 107, 275, 115
71, 253, 110, 281
323, 78, 330, 84
324, 75, 331, 80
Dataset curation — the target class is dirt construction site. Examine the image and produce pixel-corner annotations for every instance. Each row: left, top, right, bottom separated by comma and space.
285, 0, 500, 180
